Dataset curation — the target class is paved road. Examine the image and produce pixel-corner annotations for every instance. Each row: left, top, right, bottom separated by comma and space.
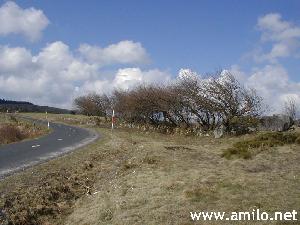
0, 118, 99, 178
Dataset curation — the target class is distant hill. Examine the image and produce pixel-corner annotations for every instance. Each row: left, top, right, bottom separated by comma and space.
0, 99, 72, 114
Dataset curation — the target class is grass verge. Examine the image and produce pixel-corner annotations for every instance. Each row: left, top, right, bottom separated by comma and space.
0, 113, 49, 145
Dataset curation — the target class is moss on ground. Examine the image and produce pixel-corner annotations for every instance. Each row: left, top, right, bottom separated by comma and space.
222, 132, 300, 159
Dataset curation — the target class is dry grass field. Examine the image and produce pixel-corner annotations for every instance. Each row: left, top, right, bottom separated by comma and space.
0, 113, 299, 225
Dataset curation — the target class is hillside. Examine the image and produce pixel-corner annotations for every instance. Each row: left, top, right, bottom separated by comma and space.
0, 99, 72, 114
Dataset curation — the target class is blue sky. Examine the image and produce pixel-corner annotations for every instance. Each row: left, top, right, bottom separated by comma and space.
1, 0, 299, 78
0, 0, 300, 110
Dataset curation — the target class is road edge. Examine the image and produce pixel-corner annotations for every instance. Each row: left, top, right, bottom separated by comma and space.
0, 125, 100, 179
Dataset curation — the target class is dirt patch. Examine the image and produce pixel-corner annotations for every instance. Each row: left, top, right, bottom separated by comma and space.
0, 164, 98, 224
164, 146, 193, 151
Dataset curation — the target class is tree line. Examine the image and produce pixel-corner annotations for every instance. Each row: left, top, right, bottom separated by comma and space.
74, 71, 264, 133
0, 99, 72, 114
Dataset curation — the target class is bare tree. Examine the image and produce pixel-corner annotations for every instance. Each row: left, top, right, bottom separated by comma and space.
74, 95, 96, 116
284, 97, 297, 122
174, 71, 263, 131
200, 71, 263, 131
75, 70, 264, 134
74, 93, 112, 118
173, 73, 220, 130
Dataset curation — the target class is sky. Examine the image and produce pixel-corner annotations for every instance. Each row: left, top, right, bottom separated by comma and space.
0, 0, 299, 112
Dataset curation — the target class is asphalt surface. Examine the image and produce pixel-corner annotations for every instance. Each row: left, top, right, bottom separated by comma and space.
0, 118, 98, 178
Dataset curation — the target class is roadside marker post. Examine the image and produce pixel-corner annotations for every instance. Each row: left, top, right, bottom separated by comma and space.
46, 111, 50, 129
111, 109, 115, 130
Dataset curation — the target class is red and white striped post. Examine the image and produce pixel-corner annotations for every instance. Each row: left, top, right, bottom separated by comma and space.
46, 111, 50, 129
111, 109, 115, 130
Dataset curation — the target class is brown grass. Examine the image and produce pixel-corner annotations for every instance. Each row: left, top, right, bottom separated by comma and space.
0, 114, 49, 145
0, 124, 25, 144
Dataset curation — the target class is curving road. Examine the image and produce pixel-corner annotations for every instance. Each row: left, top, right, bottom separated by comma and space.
0, 118, 99, 178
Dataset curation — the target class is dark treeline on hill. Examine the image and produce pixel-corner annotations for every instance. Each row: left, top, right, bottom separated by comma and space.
0, 99, 71, 114
0, 99, 33, 105
74, 71, 266, 134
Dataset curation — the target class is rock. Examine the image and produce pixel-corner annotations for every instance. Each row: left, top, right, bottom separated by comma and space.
197, 131, 203, 136
259, 114, 293, 132
214, 125, 225, 138
230, 130, 237, 135
248, 127, 257, 132
0, 209, 6, 221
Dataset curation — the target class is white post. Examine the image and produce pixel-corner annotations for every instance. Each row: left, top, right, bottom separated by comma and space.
46, 111, 49, 129
111, 109, 115, 130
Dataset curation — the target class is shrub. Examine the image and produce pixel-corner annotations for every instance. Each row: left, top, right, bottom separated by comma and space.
222, 147, 252, 159
229, 116, 260, 135
222, 132, 300, 159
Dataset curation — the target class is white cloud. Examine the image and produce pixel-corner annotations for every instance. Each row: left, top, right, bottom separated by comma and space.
258, 13, 300, 41
78, 40, 149, 66
258, 13, 290, 37
34, 41, 99, 81
0, 45, 33, 73
230, 13, 300, 115
0, 1, 49, 41
228, 65, 248, 83
80, 80, 112, 96
227, 64, 300, 115
113, 68, 171, 90
77, 68, 171, 99
255, 13, 300, 62
0, 41, 169, 109
35, 42, 73, 71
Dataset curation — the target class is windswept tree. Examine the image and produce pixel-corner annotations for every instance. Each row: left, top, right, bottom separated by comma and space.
112, 85, 179, 126
74, 95, 96, 116
74, 70, 264, 134
173, 71, 263, 131
204, 72, 263, 131
74, 93, 112, 119
173, 73, 220, 130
